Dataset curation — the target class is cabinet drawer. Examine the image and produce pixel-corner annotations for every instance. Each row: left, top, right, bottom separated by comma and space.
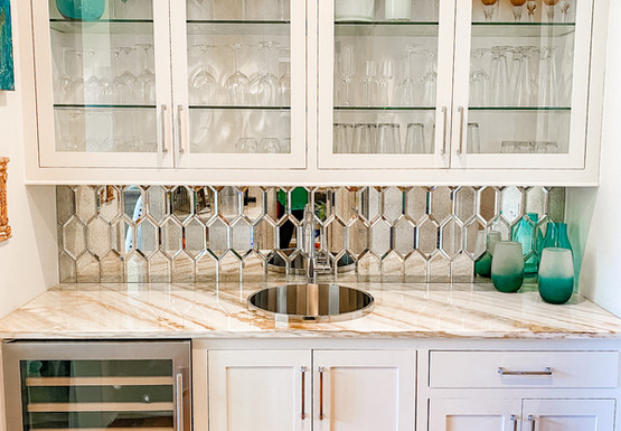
429, 351, 619, 389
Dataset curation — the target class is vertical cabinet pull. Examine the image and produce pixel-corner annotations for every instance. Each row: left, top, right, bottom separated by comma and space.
528, 414, 536, 431
160, 105, 170, 154
318, 366, 325, 420
175, 373, 184, 431
440, 106, 448, 155
457, 106, 465, 155
177, 105, 189, 154
300, 367, 306, 420
510, 414, 518, 431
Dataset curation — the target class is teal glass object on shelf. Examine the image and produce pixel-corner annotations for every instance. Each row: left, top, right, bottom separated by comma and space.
540, 222, 573, 259
491, 241, 525, 293
538, 247, 574, 304
475, 231, 501, 278
57, 0, 105, 21
512, 213, 539, 274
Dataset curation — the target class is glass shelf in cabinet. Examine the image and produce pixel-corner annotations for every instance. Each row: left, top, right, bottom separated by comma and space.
334, 106, 436, 111
49, 19, 154, 35
335, 22, 439, 37
188, 105, 291, 111
471, 23, 575, 38
187, 21, 290, 37
469, 107, 571, 111
54, 104, 157, 110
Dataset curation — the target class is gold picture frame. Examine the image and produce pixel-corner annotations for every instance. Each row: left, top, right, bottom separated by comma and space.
0, 157, 10, 242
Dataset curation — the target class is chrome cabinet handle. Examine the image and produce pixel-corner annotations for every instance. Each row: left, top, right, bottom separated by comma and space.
160, 105, 170, 154
528, 414, 536, 431
440, 106, 448, 155
177, 105, 189, 155
301, 366, 306, 420
498, 367, 553, 376
319, 366, 325, 420
175, 373, 184, 431
510, 414, 518, 431
457, 106, 465, 155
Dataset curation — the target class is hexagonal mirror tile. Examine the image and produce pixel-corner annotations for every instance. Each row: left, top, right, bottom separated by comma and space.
147, 186, 169, 223
87, 217, 111, 259
63, 217, 87, 260
455, 186, 477, 223
394, 218, 416, 257
478, 187, 499, 222
417, 217, 439, 258
346, 218, 369, 258
161, 218, 183, 258
136, 218, 159, 259
97, 186, 121, 223
383, 187, 405, 224
405, 187, 429, 223
76, 186, 98, 224
430, 187, 453, 224
56, 186, 76, 225
184, 217, 207, 259
206, 216, 230, 257
171, 186, 194, 223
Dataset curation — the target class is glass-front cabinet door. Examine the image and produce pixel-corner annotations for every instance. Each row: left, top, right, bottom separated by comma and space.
451, 0, 593, 169
34, 0, 174, 168
318, 0, 456, 169
169, 0, 306, 169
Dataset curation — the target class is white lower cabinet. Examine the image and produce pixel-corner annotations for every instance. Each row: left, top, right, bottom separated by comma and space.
429, 398, 615, 431
207, 349, 416, 431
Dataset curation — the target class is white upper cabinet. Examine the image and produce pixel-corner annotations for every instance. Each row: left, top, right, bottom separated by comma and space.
25, 0, 609, 184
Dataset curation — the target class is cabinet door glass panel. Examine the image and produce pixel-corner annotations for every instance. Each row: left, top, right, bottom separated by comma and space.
48, 0, 160, 154
466, 0, 576, 156
333, 2, 440, 156
185, 0, 291, 155
20, 359, 174, 429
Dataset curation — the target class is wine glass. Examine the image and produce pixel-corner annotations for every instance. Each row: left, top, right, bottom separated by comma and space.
543, 0, 559, 22
537, 46, 558, 107
338, 44, 356, 106
235, 137, 258, 153
480, 0, 498, 21
72, 50, 85, 104
84, 50, 103, 104
58, 48, 76, 104
119, 47, 137, 102
258, 138, 281, 153
527, 0, 537, 22
395, 45, 417, 106
363, 60, 378, 106
470, 48, 489, 107
560, 0, 571, 22
225, 43, 249, 105
490, 46, 509, 106
510, 0, 527, 21
279, 48, 291, 106
136, 44, 156, 105
111, 48, 131, 104
250, 41, 280, 106
190, 44, 219, 105
421, 48, 438, 107
378, 61, 393, 106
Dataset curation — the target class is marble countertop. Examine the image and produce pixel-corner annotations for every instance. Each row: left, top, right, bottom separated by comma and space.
1, 282, 621, 339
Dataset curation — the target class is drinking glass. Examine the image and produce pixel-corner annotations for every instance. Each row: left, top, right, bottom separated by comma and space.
114, 0, 131, 19
467, 123, 481, 153
378, 61, 393, 106
538, 248, 574, 304
491, 241, 525, 293
480, 0, 498, 21
469, 48, 489, 107
136, 44, 156, 105
334, 123, 353, 153
72, 50, 85, 104
225, 43, 249, 105
560, 0, 571, 22
235, 137, 258, 153
119, 47, 137, 101
339, 45, 356, 106
526, 0, 537, 21
543, 0, 559, 22
364, 60, 378, 106
111, 48, 131, 104
281, 138, 292, 153
189, 0, 215, 20
241, 0, 248, 19
421, 49, 437, 107
490, 46, 509, 106
279, 48, 291, 106
537, 46, 558, 107
190, 44, 219, 106
84, 50, 103, 104
404, 123, 426, 154
353, 124, 376, 154
377, 123, 401, 153
250, 41, 280, 106
510, 0, 527, 21
258, 138, 281, 153
58, 48, 76, 104
395, 45, 417, 106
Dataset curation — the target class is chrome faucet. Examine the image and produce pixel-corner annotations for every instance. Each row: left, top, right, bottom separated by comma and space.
302, 204, 330, 284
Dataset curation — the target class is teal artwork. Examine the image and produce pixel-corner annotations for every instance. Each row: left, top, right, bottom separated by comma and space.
0, 0, 14, 91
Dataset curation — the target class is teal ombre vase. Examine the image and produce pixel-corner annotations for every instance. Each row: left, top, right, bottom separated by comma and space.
540, 222, 573, 255
538, 247, 574, 304
512, 213, 539, 274
57, 0, 105, 21
475, 231, 501, 278
491, 242, 525, 293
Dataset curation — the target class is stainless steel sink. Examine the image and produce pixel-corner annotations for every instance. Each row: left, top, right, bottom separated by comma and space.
247, 284, 375, 322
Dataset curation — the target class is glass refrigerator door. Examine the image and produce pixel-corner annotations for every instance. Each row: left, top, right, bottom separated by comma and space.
36, 0, 174, 168
451, 0, 593, 169
318, 0, 456, 169
170, 0, 306, 169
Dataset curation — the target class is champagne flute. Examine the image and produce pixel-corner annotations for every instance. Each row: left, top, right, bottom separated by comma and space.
338, 44, 356, 106
543, 0, 559, 22
560, 0, 571, 22
225, 43, 249, 105
136, 44, 156, 105
378, 61, 393, 106
526, 0, 537, 22
480, 0, 498, 21
510, 0, 527, 21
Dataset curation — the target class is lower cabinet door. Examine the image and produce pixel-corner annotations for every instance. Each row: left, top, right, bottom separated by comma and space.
523, 399, 615, 431
208, 350, 311, 431
429, 399, 522, 431
313, 350, 416, 431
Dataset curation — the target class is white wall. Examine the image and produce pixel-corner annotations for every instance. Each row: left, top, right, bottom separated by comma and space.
0, 0, 58, 320
566, 1, 621, 316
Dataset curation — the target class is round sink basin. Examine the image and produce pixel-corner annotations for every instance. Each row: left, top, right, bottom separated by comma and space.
247, 284, 375, 323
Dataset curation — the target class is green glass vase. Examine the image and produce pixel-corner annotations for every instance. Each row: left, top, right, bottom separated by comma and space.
538, 247, 574, 304
491, 242, 525, 293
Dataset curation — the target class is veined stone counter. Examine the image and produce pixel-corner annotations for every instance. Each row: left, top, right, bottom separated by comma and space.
0, 282, 620, 339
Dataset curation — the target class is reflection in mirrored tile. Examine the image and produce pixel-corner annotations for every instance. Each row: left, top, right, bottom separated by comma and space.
147, 186, 168, 223
97, 186, 121, 223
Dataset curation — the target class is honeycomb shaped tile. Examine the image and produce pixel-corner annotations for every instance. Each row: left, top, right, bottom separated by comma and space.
63, 217, 87, 260
405, 252, 427, 282
76, 186, 98, 224
125, 252, 148, 282
370, 218, 392, 258
184, 217, 207, 259
393, 218, 416, 258
196, 187, 216, 223
97, 186, 121, 223
346, 218, 369, 258
196, 253, 217, 282
87, 216, 111, 259
500, 186, 524, 224
206, 216, 230, 257
242, 187, 266, 223
147, 186, 169, 223
333, 187, 359, 224
363, 187, 382, 223
357, 252, 381, 282
215, 186, 240, 217
381, 252, 404, 283
326, 218, 346, 255
254, 218, 276, 255
405, 187, 429, 223
417, 217, 439, 258
122, 186, 144, 219
313, 187, 335, 225
161, 217, 183, 258
451, 254, 475, 283
171, 186, 195, 223
59, 251, 76, 283
547, 187, 566, 223
219, 252, 242, 282
440, 218, 463, 259
429, 253, 450, 283
76, 252, 100, 283
136, 218, 159, 259
429, 187, 453, 224
242, 253, 267, 282
231, 217, 253, 257
463, 218, 486, 260
455, 186, 477, 223
172, 252, 196, 283
100, 251, 123, 283
525, 187, 546, 218
56, 186, 76, 225
478, 187, 499, 222
383, 187, 405, 224
489, 218, 512, 242
149, 251, 171, 283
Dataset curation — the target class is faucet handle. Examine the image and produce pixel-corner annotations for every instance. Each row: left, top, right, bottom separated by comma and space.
314, 251, 332, 274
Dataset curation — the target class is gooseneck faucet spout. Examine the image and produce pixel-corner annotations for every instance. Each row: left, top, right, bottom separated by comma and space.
302, 204, 317, 284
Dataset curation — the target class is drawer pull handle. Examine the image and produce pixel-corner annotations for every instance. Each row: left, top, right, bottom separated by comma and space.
510, 414, 518, 431
319, 366, 325, 420
528, 414, 536, 431
175, 373, 184, 431
498, 367, 552, 376
300, 366, 306, 420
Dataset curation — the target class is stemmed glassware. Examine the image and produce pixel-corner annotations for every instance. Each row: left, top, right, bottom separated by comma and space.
421, 48, 437, 107
84, 50, 103, 104
119, 47, 137, 101
338, 44, 356, 106
279, 48, 291, 106
225, 43, 249, 105
190, 44, 218, 105
115, 0, 131, 19
136, 44, 155, 105
111, 48, 131, 104
526, 0, 537, 22
250, 41, 280, 106
480, 0, 498, 21
189, 0, 215, 19
378, 61, 393, 106
394, 45, 417, 106
510, 0, 527, 21
363, 60, 378, 106
543, 0, 559, 22
58, 48, 76, 104
490, 46, 509, 106
537, 46, 558, 107
560, 0, 571, 22
470, 48, 489, 107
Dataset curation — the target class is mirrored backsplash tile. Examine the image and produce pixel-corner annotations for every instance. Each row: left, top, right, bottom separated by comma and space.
56, 186, 566, 284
